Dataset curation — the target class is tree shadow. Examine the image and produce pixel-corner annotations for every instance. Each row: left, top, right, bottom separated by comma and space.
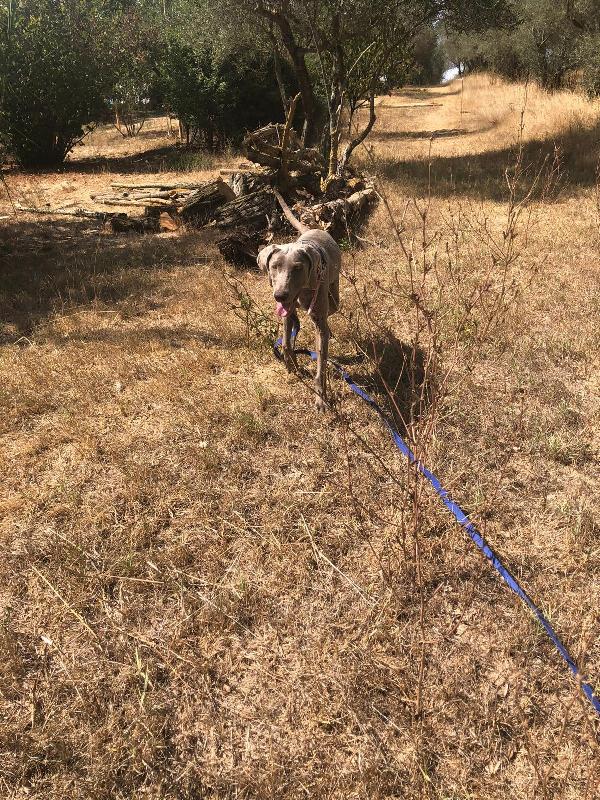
375, 121, 600, 200
391, 87, 461, 101
0, 215, 218, 341
64, 144, 206, 175
3, 143, 219, 177
44, 323, 225, 351
336, 331, 431, 431
371, 128, 471, 143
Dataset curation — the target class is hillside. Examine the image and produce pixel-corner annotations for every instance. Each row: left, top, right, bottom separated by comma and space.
1, 75, 600, 798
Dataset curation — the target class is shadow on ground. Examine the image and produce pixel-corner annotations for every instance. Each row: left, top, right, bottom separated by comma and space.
3, 141, 218, 178
51, 324, 223, 349
390, 87, 461, 101
336, 331, 431, 430
375, 121, 600, 200
0, 216, 218, 340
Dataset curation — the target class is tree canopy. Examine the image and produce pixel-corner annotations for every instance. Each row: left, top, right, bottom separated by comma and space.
4, 0, 583, 170
445, 0, 600, 94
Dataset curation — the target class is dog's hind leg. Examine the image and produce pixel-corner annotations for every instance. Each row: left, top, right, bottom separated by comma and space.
313, 317, 329, 411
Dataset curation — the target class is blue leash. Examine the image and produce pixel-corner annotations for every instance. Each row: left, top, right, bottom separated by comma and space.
274, 321, 600, 718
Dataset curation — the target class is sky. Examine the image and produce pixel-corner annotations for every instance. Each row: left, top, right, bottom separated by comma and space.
442, 65, 460, 83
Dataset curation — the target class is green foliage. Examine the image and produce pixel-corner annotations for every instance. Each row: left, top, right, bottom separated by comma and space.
0, 0, 509, 169
153, 34, 293, 149
109, 8, 160, 135
340, 0, 422, 100
0, 0, 117, 167
580, 32, 600, 97
445, 0, 600, 93
409, 25, 446, 85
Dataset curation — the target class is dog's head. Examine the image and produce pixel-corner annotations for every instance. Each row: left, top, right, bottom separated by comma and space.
257, 242, 323, 314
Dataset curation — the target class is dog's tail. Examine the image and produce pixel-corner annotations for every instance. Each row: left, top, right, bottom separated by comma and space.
273, 188, 311, 234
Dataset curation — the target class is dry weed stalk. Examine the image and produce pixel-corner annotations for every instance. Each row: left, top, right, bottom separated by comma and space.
225, 276, 279, 348
330, 122, 596, 785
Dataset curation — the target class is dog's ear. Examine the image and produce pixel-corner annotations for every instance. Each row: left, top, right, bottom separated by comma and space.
298, 243, 324, 277
257, 244, 278, 272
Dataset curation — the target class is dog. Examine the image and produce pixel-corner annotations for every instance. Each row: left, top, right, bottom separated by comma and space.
258, 191, 341, 411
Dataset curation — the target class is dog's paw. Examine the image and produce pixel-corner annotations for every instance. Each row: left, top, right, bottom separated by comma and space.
314, 396, 327, 413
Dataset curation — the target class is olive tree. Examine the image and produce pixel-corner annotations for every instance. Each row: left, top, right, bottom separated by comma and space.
0, 0, 119, 167
225, 1, 511, 176
444, 0, 600, 93
153, 36, 293, 148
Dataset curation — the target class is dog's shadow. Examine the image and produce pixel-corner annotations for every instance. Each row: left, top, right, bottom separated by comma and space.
333, 332, 431, 430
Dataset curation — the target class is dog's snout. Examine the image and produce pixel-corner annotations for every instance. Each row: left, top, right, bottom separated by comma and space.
274, 290, 289, 302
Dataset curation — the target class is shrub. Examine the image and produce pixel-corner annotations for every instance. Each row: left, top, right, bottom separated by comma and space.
410, 26, 446, 86
580, 34, 600, 97
0, 0, 116, 168
153, 36, 294, 150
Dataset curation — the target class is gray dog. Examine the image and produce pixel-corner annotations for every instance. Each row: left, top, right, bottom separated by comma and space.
258, 192, 341, 411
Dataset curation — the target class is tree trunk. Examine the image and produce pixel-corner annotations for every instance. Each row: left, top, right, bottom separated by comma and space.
212, 189, 277, 231
274, 13, 319, 147
328, 92, 343, 178
269, 26, 289, 117
326, 28, 344, 178
278, 93, 300, 188
338, 89, 376, 175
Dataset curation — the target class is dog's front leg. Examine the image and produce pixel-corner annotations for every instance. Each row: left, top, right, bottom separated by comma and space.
313, 316, 329, 411
282, 311, 299, 373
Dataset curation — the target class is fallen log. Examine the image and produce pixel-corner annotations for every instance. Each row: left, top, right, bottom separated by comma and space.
244, 144, 324, 176
178, 179, 235, 224
93, 190, 184, 201
95, 199, 178, 210
158, 212, 180, 232
144, 207, 182, 232
219, 165, 253, 175
14, 201, 171, 235
111, 182, 208, 191
242, 123, 326, 177
295, 187, 377, 240
108, 215, 157, 234
217, 229, 267, 268
212, 188, 277, 231
15, 203, 120, 221
227, 170, 274, 197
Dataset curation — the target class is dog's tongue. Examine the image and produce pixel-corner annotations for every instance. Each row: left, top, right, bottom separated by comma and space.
275, 302, 289, 318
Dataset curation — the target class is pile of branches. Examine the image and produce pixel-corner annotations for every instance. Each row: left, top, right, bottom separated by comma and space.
16, 104, 377, 267
214, 114, 378, 266
92, 179, 239, 231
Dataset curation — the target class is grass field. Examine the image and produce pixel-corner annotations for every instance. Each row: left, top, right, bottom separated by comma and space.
1, 75, 600, 798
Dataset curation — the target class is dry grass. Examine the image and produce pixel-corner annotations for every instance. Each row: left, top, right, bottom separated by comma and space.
369, 74, 600, 199
1, 75, 600, 798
